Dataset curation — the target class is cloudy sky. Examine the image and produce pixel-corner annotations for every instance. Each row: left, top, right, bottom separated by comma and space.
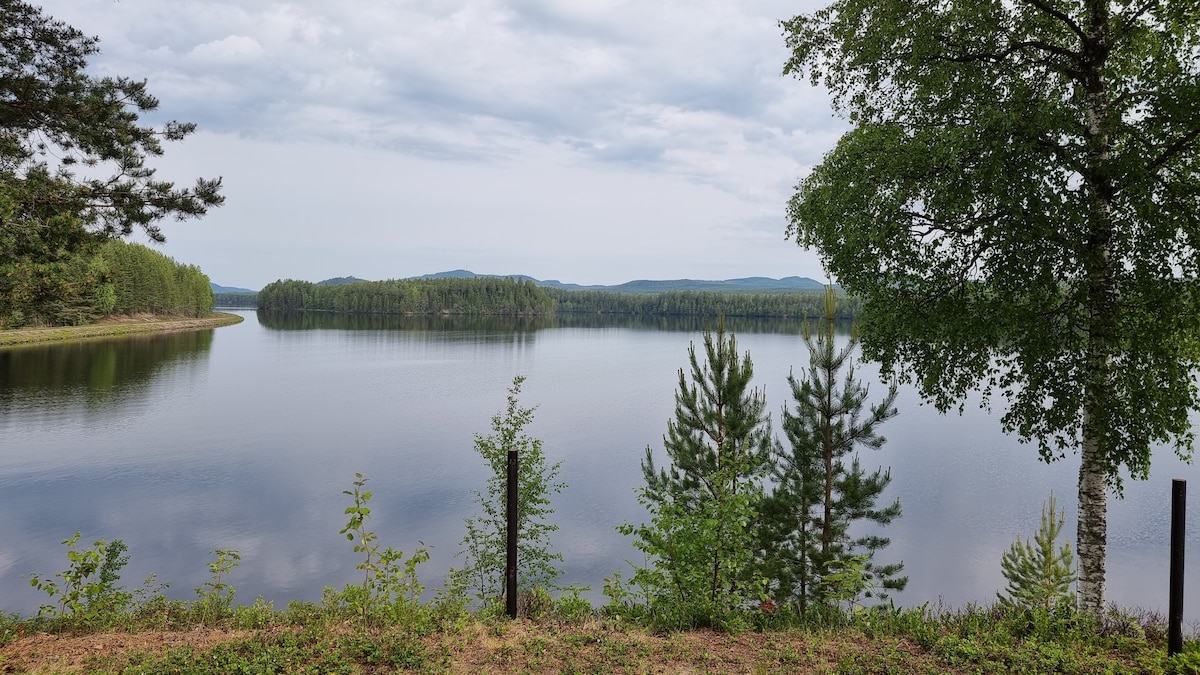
35, 0, 843, 290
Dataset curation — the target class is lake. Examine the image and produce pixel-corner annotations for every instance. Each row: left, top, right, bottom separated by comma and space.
1, 309, 1197, 616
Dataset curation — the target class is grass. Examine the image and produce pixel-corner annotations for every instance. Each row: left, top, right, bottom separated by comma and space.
0, 313, 244, 347
2, 597, 1198, 674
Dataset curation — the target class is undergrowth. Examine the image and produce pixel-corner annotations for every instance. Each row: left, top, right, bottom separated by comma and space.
4, 473, 1198, 674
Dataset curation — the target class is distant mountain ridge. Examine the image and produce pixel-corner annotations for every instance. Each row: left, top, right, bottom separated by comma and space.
218, 272, 832, 296
412, 270, 829, 293
210, 282, 257, 294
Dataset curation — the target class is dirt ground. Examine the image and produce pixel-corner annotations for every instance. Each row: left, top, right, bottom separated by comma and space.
0, 313, 243, 347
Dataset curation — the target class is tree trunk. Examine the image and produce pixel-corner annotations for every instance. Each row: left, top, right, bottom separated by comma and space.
1077, 410, 1108, 614
1076, 0, 1114, 617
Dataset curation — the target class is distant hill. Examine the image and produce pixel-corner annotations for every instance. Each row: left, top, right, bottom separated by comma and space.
210, 282, 257, 294
412, 270, 828, 294
317, 276, 372, 286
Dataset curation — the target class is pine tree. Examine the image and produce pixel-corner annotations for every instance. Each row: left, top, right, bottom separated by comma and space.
763, 289, 905, 613
642, 317, 772, 511
998, 493, 1076, 611
1, 1, 222, 326
622, 318, 772, 626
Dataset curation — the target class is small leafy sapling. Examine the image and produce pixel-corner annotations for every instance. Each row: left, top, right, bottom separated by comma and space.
449, 376, 565, 606
195, 548, 241, 624
819, 555, 874, 612
28, 532, 131, 627
339, 472, 428, 620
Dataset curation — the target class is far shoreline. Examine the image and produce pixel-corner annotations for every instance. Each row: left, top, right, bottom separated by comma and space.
0, 312, 245, 348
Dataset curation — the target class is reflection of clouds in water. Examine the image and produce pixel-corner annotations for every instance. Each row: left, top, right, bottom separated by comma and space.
3, 311, 1200, 615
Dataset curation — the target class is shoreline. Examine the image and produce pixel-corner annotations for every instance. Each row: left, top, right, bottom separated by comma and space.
0, 312, 245, 347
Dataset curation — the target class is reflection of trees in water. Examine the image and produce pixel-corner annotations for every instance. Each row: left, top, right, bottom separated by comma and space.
0, 330, 214, 410
256, 310, 851, 337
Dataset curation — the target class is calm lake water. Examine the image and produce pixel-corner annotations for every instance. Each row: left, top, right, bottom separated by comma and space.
1, 309, 1198, 616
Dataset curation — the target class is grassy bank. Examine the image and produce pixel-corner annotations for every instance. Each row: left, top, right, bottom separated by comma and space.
0, 599, 1194, 674
0, 313, 244, 347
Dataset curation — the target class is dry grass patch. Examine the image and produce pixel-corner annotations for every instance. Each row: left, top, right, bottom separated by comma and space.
0, 628, 252, 674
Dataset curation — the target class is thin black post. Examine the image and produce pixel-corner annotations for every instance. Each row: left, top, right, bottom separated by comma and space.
506, 449, 518, 619
1169, 478, 1186, 657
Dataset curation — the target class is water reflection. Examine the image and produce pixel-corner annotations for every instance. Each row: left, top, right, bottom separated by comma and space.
0, 330, 214, 417
0, 311, 1195, 618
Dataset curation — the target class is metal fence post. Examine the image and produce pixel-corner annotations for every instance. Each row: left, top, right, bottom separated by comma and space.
506, 449, 518, 619
1169, 478, 1186, 657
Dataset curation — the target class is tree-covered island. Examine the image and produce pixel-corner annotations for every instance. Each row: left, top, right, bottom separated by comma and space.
256, 276, 860, 319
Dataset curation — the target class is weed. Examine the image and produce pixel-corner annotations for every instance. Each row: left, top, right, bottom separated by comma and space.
336, 472, 430, 622
555, 586, 594, 623
519, 586, 555, 620
193, 548, 240, 625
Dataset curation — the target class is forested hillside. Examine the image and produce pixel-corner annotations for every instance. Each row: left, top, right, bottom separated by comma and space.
548, 288, 857, 318
100, 242, 213, 317
256, 276, 855, 318
214, 292, 258, 308
256, 277, 557, 315
1, 240, 213, 327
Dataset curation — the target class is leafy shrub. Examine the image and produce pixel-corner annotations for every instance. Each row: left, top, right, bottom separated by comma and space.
28, 532, 132, 628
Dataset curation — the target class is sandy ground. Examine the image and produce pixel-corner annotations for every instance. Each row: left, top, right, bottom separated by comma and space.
0, 313, 244, 347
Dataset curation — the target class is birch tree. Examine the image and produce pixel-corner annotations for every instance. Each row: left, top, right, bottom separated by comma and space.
783, 0, 1200, 614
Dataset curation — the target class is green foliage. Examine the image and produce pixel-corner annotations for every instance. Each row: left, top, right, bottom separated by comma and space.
782, 0, 1200, 614
551, 288, 860, 319
998, 494, 1077, 611
449, 376, 565, 605
819, 555, 875, 612
761, 289, 905, 614
256, 276, 862, 319
194, 549, 241, 625
619, 321, 771, 629
554, 586, 594, 624
213, 291, 257, 308
28, 532, 132, 628
336, 473, 430, 622
641, 319, 772, 512
0, 1, 222, 327
257, 276, 557, 315
99, 240, 214, 317
618, 448, 767, 631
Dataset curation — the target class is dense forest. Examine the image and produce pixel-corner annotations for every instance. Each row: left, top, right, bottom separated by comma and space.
213, 292, 258, 308
0, 239, 214, 328
257, 277, 557, 315
255, 276, 857, 319
547, 287, 858, 318
99, 242, 213, 318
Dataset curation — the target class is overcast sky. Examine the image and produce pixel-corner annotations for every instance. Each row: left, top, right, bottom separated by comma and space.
35, 0, 842, 290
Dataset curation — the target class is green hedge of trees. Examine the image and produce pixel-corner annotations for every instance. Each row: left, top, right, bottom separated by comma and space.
256, 277, 858, 319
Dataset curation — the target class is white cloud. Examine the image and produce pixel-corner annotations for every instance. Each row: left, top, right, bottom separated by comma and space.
188, 35, 265, 63
30, 0, 838, 286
